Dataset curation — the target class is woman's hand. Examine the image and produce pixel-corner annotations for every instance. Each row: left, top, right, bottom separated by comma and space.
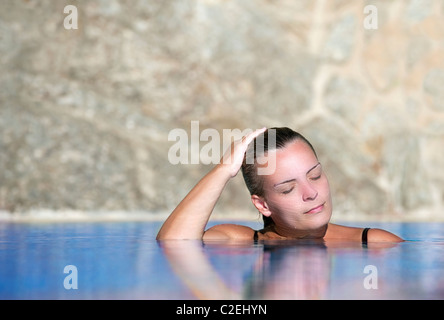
156, 126, 266, 240
218, 127, 267, 178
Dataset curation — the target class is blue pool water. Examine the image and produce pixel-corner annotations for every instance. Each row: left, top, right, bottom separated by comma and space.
1, 220, 444, 299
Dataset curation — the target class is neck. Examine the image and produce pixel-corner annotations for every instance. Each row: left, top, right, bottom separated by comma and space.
269, 222, 328, 240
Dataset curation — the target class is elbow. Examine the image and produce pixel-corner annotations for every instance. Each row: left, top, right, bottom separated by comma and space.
156, 230, 202, 241
156, 234, 174, 241
156, 231, 173, 241
156, 228, 170, 240
156, 223, 178, 240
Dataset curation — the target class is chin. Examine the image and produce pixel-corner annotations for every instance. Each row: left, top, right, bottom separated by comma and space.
304, 208, 332, 230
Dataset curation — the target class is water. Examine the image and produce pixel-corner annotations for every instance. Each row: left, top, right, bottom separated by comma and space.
1, 221, 444, 299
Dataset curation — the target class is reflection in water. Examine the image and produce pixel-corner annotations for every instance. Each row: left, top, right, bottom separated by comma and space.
3, 222, 444, 299
160, 240, 396, 300
245, 242, 330, 299
161, 241, 241, 299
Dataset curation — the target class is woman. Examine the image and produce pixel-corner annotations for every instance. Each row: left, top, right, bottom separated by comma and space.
157, 127, 403, 242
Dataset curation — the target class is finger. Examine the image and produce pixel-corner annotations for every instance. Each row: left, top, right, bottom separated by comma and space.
243, 127, 266, 145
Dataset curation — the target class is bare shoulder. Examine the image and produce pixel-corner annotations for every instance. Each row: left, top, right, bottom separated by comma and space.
366, 228, 404, 242
325, 223, 403, 242
324, 223, 363, 241
203, 224, 255, 240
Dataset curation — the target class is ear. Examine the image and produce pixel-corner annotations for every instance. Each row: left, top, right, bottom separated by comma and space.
251, 195, 272, 218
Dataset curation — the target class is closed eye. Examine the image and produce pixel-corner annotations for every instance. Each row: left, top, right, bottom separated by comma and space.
282, 187, 294, 194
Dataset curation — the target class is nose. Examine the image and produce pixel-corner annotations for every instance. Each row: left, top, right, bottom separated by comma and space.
301, 182, 318, 202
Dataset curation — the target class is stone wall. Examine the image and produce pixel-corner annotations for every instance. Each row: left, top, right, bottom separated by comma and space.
1, 0, 444, 221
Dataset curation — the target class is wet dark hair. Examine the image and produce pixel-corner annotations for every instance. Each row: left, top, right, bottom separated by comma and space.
241, 127, 317, 227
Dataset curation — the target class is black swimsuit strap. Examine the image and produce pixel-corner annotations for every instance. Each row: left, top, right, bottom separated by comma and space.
253, 228, 371, 243
362, 227, 371, 243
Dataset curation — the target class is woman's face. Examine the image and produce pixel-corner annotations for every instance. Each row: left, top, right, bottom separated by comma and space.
259, 140, 332, 233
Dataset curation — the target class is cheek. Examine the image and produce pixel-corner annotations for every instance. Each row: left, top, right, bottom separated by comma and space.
266, 178, 331, 213
320, 177, 331, 199
265, 193, 305, 215
318, 177, 329, 193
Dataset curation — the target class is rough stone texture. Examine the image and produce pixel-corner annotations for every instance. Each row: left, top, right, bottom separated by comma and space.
1, 0, 444, 220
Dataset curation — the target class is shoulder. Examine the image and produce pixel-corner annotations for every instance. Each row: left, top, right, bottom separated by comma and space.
366, 228, 404, 242
324, 223, 362, 241
325, 224, 403, 242
203, 224, 255, 240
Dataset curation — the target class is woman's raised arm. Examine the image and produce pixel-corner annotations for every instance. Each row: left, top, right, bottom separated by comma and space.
156, 127, 266, 240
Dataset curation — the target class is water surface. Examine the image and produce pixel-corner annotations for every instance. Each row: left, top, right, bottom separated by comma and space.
1, 221, 444, 299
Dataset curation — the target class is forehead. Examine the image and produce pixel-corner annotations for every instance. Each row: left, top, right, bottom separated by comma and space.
259, 140, 319, 182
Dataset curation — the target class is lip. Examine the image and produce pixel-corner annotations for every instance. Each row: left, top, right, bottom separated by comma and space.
304, 203, 325, 214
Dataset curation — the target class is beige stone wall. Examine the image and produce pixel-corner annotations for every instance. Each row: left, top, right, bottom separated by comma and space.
1, 0, 443, 220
